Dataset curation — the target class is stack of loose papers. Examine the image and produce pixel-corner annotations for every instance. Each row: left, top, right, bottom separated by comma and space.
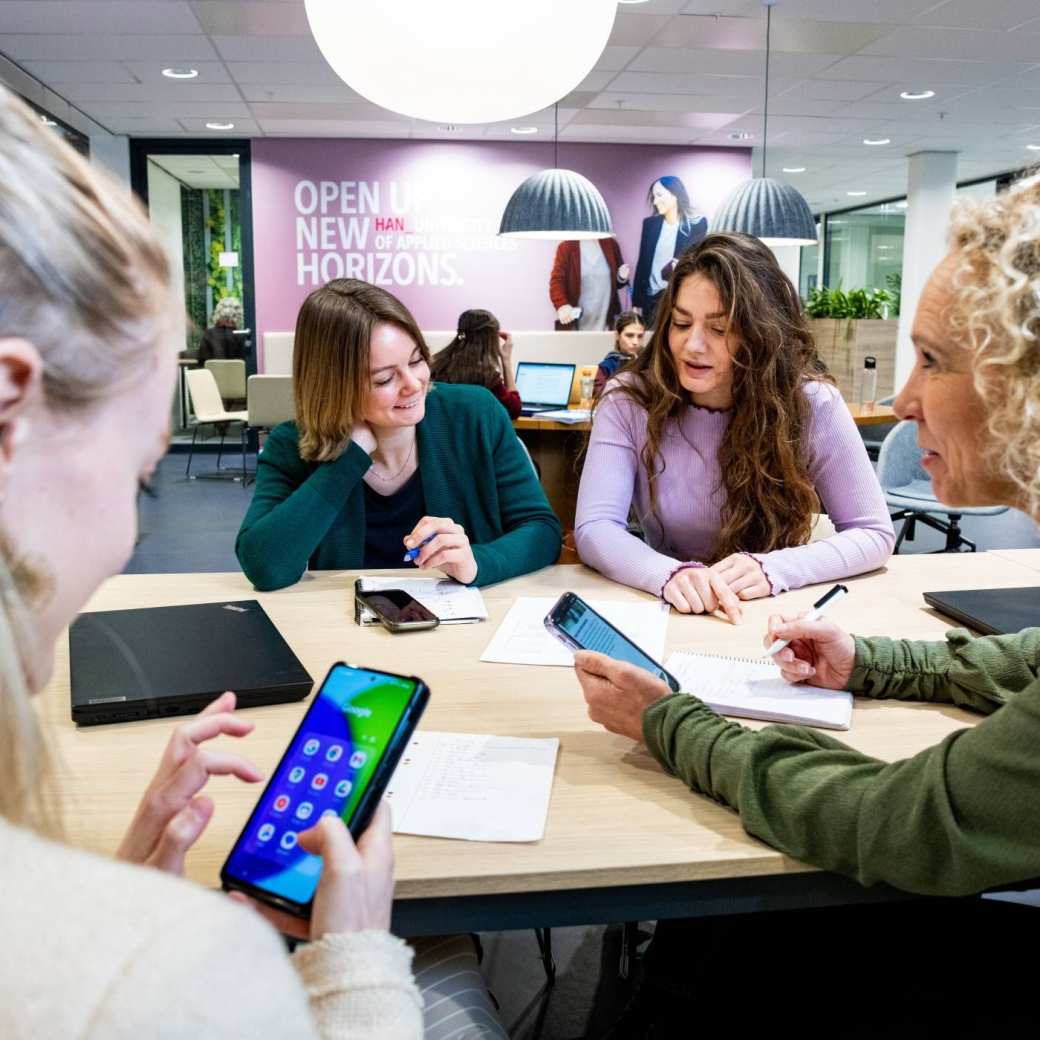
665, 650, 853, 730
531, 408, 591, 424
354, 576, 487, 626
384, 732, 559, 842
480, 597, 668, 666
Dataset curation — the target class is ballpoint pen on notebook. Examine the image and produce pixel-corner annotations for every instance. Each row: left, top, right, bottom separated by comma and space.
402, 533, 437, 563
762, 583, 848, 658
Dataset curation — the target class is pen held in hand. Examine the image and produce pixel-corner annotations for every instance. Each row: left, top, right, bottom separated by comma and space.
762, 583, 848, 659
402, 533, 437, 563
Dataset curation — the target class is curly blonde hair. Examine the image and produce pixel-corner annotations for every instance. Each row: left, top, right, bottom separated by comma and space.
948, 173, 1040, 518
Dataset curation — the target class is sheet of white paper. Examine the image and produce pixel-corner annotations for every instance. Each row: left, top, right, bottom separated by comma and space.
480, 597, 668, 666
666, 651, 853, 730
384, 732, 559, 842
533, 408, 591, 423
357, 576, 487, 625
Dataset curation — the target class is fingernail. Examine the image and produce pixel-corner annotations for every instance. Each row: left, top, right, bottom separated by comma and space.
404, 538, 413, 547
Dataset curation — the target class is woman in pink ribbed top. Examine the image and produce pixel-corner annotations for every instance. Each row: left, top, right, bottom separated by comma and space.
575, 233, 894, 622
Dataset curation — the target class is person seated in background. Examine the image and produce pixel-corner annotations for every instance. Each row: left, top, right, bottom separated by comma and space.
576, 174, 1040, 1039
429, 308, 521, 419
593, 309, 645, 398
196, 295, 245, 365
236, 280, 561, 591
575, 232, 894, 623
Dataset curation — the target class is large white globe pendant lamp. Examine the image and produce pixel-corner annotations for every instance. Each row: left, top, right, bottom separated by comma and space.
303, 0, 619, 125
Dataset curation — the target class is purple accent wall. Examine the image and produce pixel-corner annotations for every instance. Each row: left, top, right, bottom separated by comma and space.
251, 138, 750, 361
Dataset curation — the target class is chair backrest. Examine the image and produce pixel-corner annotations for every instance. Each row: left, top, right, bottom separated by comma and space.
876, 419, 927, 491
205, 358, 247, 400
247, 375, 295, 428
186, 368, 230, 423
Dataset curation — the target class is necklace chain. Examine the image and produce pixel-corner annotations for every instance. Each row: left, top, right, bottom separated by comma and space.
369, 437, 415, 482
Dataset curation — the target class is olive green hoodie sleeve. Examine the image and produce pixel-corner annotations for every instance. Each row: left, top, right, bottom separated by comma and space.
643, 627, 1040, 897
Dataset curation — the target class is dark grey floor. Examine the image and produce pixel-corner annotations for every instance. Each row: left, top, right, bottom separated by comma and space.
126, 449, 1040, 1038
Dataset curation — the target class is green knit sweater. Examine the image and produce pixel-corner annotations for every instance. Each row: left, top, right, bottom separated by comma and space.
236, 383, 561, 591
643, 626, 1040, 897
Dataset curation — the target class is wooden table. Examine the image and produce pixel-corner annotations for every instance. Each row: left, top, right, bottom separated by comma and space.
515, 403, 899, 531
39, 554, 1036, 934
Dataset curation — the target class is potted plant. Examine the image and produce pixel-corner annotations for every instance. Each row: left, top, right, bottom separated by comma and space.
804, 284, 898, 402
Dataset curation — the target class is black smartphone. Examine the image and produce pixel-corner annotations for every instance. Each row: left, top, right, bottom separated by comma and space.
544, 591, 680, 692
221, 662, 429, 918
356, 589, 439, 632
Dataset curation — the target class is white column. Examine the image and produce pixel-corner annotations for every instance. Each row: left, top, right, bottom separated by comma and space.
89, 134, 131, 188
895, 151, 957, 387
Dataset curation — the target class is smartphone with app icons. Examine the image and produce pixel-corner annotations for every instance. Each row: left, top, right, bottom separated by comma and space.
221, 662, 429, 918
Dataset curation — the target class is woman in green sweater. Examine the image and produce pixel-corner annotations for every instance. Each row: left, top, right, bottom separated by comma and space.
579, 175, 1040, 1036
236, 280, 561, 590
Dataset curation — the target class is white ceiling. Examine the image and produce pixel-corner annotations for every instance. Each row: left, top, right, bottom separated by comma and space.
148, 152, 239, 188
2, 0, 1040, 212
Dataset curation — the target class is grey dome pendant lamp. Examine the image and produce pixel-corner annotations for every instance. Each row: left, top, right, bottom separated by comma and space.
499, 102, 613, 239
712, 0, 817, 246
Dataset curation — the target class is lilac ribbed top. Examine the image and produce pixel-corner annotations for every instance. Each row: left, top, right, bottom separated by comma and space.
574, 378, 895, 597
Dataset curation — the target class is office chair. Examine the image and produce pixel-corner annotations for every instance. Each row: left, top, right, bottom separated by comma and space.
204, 358, 247, 409
247, 374, 295, 434
877, 420, 1006, 552
185, 368, 249, 483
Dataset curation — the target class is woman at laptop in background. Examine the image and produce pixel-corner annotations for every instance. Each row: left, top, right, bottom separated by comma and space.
593, 309, 645, 398
236, 282, 560, 591
428, 308, 521, 419
576, 174, 1040, 1037
575, 232, 894, 622
0, 88, 507, 1039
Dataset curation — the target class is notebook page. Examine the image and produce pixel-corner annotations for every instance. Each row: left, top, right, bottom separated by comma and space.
665, 651, 853, 731
384, 731, 559, 842
355, 577, 487, 625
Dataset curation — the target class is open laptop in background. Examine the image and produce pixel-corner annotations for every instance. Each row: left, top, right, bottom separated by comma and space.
70, 600, 313, 726
923, 587, 1040, 636
515, 361, 576, 416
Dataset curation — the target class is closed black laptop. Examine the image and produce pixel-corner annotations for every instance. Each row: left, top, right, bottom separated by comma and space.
923, 587, 1040, 636
70, 600, 312, 726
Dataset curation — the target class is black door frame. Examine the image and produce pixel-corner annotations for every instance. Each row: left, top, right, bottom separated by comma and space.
129, 138, 257, 378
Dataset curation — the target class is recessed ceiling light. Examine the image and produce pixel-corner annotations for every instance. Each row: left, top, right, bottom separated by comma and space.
863, 137, 890, 146
205, 121, 235, 130
162, 67, 199, 79
437, 124, 461, 132
900, 89, 935, 100
511, 126, 538, 135
847, 191, 867, 196
1027, 144, 1040, 151
39, 115, 57, 127
729, 131, 753, 141
782, 166, 806, 173
895, 200, 908, 208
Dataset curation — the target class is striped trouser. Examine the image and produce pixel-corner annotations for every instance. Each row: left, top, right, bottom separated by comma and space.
411, 935, 509, 1039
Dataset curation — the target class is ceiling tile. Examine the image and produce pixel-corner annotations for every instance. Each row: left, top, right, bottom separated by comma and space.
608, 70, 764, 96
239, 83, 364, 104
570, 107, 741, 131
657, 14, 889, 54
608, 12, 674, 48
22, 60, 138, 84
209, 33, 323, 61
588, 90, 754, 113
60, 81, 242, 103
595, 46, 641, 72
0, 2, 202, 34
776, 78, 894, 102
256, 118, 405, 136
226, 61, 338, 84
190, 1, 309, 36
121, 61, 232, 84
176, 116, 260, 134
913, 0, 1040, 31
861, 27, 1040, 63
0, 33, 218, 60
720, 0, 936, 22
813, 55, 1024, 85
630, 47, 842, 77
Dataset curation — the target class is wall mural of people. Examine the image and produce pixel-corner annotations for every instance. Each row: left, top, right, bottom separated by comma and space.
632, 175, 708, 324
548, 238, 630, 331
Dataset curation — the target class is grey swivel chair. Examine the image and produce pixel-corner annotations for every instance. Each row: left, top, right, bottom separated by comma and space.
877, 420, 1006, 553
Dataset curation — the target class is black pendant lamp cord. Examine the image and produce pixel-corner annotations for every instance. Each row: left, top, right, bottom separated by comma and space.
762, 1, 771, 179
554, 102, 559, 169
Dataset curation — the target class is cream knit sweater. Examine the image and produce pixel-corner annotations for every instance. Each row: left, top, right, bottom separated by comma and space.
0, 818, 423, 1039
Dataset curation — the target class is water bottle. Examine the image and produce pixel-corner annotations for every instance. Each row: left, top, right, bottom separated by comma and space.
862, 356, 878, 411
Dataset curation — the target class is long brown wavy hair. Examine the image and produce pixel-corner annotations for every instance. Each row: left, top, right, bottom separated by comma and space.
429, 309, 505, 389
603, 232, 832, 562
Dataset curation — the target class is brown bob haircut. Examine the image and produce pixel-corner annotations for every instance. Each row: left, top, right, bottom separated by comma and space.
293, 278, 431, 461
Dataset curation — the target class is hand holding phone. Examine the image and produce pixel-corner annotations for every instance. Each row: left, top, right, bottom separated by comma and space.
544, 592, 680, 692
222, 663, 429, 918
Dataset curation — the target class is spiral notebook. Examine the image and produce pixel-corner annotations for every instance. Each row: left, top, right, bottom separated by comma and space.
665, 650, 853, 731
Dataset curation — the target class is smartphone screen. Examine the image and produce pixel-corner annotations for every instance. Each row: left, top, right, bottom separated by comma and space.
222, 663, 426, 912
357, 589, 438, 627
548, 593, 680, 691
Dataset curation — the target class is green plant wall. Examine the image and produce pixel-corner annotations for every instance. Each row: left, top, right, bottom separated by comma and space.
180, 186, 207, 353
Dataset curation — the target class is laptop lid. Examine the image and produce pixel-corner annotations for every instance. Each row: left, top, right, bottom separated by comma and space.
70, 600, 312, 724
922, 587, 1040, 636
515, 362, 576, 408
